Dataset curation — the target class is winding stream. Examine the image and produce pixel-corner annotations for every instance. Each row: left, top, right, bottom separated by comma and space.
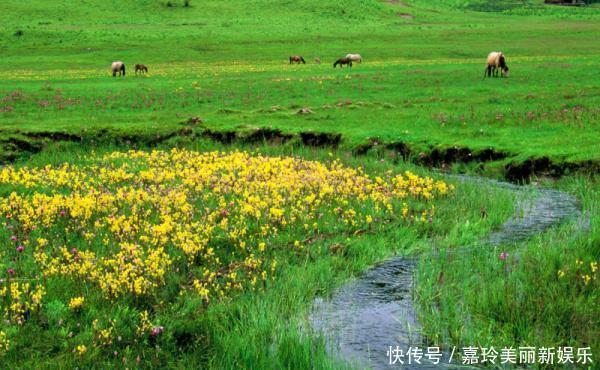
309, 176, 585, 369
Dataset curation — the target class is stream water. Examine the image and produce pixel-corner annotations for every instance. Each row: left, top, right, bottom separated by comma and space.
309, 176, 584, 369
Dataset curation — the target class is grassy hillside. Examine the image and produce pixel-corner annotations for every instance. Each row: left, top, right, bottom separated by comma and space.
418, 0, 600, 12
1, 0, 599, 179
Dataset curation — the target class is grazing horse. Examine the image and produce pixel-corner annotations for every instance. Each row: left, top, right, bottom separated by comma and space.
485, 52, 509, 78
333, 57, 352, 68
135, 64, 148, 75
289, 55, 306, 64
345, 53, 363, 63
111, 61, 125, 77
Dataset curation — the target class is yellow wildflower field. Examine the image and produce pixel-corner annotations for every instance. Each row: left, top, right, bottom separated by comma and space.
0, 149, 452, 352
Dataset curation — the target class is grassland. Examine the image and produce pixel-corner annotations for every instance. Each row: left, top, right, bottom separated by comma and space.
0, 0, 599, 368
417, 174, 599, 355
1, 0, 600, 179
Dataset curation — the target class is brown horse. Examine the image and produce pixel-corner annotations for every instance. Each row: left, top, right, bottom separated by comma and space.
333, 57, 352, 68
111, 61, 125, 77
289, 55, 306, 64
135, 64, 148, 75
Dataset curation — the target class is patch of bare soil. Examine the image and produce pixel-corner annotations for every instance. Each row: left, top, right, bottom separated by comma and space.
397, 12, 414, 19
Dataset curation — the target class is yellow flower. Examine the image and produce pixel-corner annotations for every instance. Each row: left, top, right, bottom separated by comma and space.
75, 344, 87, 356
0, 331, 9, 352
582, 275, 591, 285
69, 296, 85, 310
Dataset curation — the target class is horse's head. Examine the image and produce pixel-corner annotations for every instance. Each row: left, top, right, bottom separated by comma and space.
502, 66, 509, 77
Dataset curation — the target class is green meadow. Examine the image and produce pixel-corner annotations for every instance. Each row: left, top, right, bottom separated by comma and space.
0, 0, 598, 368
2, 0, 600, 174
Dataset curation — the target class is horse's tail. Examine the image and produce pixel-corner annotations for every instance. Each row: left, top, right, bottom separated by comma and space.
301, 57, 305, 64
289, 57, 292, 64
122, 64, 126, 76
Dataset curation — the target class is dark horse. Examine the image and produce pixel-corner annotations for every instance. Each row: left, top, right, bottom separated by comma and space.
135, 64, 148, 75
333, 57, 352, 68
289, 55, 306, 64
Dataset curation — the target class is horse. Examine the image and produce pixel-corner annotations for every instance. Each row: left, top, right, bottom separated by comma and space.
289, 55, 306, 64
333, 57, 353, 68
345, 53, 363, 63
111, 61, 126, 77
135, 64, 148, 75
484, 52, 509, 78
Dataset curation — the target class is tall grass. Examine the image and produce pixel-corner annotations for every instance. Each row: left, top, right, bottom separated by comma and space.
416, 174, 599, 357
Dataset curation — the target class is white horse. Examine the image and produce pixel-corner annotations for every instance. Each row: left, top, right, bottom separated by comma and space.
484, 52, 508, 78
111, 61, 126, 77
345, 54, 363, 63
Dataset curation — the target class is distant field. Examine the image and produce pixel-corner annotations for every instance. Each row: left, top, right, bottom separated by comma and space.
1, 0, 599, 179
